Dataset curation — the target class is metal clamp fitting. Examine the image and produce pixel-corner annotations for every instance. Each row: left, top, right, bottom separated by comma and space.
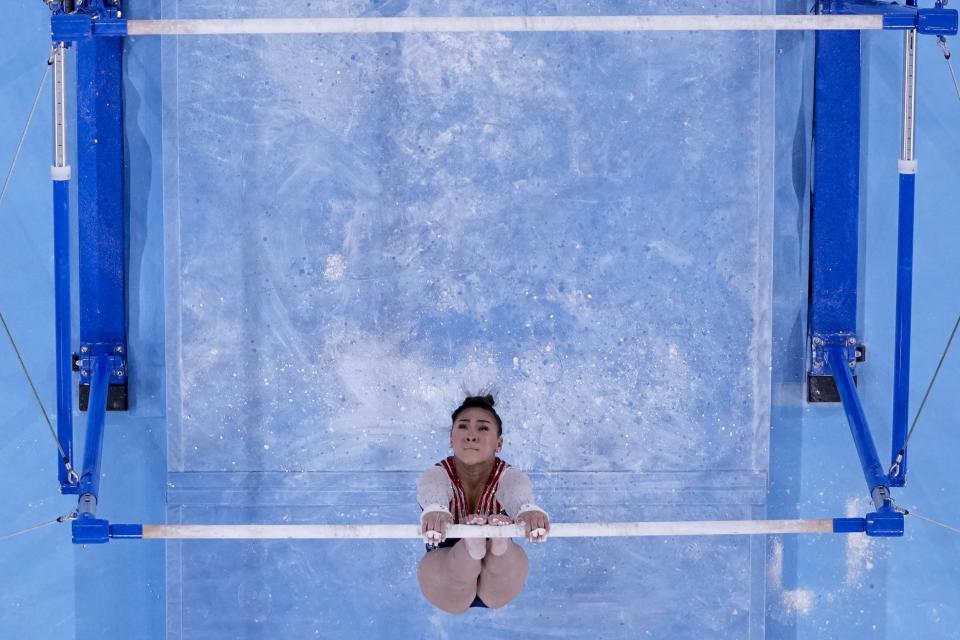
77, 344, 127, 384
810, 333, 860, 373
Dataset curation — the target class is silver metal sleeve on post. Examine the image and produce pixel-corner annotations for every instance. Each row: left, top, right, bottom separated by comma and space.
900, 29, 917, 164
78, 493, 97, 517
52, 42, 71, 181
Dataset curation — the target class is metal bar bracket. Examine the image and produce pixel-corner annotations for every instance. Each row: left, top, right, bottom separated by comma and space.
823, 0, 958, 35
50, 6, 126, 43
866, 507, 905, 536
72, 517, 111, 544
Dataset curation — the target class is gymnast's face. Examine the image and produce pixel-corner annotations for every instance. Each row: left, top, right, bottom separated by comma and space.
450, 407, 503, 465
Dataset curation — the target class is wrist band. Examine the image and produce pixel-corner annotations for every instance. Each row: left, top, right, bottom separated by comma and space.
420, 504, 452, 525
514, 503, 549, 520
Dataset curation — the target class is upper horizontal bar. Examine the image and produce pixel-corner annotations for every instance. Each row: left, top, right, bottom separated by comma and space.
125, 15, 883, 36
141, 519, 838, 540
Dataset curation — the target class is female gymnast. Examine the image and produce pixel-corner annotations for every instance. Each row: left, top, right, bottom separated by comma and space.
417, 395, 551, 612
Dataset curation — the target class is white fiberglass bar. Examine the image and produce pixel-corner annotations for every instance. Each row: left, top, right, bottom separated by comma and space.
142, 519, 836, 540
126, 15, 883, 37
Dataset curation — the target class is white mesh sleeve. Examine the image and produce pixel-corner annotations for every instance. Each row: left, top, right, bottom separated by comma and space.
496, 468, 546, 518
416, 465, 453, 517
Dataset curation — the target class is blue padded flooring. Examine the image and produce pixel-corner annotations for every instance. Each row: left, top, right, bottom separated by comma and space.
161, 1, 774, 637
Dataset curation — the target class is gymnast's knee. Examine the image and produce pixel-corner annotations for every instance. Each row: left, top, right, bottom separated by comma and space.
418, 557, 479, 613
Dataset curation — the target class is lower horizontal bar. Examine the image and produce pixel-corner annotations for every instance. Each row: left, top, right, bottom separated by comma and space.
126, 15, 883, 36
140, 519, 839, 540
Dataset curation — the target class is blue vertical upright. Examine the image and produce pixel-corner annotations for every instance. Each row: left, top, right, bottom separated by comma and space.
74, 12, 128, 416
51, 40, 78, 493
889, 24, 918, 486
808, 26, 861, 392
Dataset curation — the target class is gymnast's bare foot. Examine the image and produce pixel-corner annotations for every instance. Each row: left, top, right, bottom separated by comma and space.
486, 514, 514, 556
464, 514, 488, 560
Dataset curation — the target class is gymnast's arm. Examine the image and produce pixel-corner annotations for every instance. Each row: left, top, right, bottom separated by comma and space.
497, 468, 551, 542
416, 466, 454, 544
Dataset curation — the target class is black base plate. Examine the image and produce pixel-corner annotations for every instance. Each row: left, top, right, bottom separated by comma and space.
78, 382, 128, 411
807, 374, 857, 403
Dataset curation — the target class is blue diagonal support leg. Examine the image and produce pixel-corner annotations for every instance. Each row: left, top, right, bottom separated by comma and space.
73, 355, 112, 544
827, 346, 904, 536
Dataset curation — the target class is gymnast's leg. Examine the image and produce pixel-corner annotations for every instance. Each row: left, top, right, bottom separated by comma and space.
417, 540, 483, 613
476, 537, 529, 608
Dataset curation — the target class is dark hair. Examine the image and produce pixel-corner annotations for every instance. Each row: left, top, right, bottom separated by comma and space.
451, 395, 503, 435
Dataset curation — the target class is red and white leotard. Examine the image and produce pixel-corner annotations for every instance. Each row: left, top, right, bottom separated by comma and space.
417, 456, 544, 523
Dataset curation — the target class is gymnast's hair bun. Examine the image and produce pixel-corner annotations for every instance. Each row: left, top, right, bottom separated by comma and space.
462, 394, 495, 409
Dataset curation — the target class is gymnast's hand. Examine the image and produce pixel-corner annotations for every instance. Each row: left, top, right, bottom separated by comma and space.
516, 510, 551, 543
421, 510, 454, 545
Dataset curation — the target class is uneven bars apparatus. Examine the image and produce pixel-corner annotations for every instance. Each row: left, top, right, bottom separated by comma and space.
48, 2, 958, 545
93, 518, 876, 542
